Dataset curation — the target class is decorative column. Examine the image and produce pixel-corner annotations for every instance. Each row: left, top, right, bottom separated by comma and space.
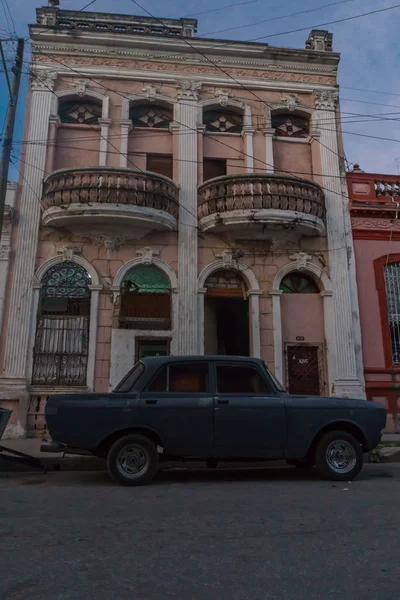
248, 290, 262, 358
314, 89, 364, 398
270, 290, 283, 383
243, 105, 254, 173
263, 128, 275, 174
2, 70, 57, 384
98, 118, 111, 167
45, 115, 60, 174
119, 119, 132, 168
197, 124, 206, 184
176, 80, 201, 355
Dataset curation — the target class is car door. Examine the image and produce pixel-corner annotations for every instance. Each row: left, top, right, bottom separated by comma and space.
140, 361, 214, 457
213, 361, 287, 459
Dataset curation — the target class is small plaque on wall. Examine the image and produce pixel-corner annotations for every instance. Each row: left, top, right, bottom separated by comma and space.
296, 336, 305, 341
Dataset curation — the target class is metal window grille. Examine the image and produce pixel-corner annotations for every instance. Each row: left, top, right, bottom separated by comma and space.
32, 262, 91, 386
383, 263, 400, 365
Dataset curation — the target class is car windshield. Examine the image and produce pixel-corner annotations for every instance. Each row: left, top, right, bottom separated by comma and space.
113, 361, 145, 393
264, 362, 285, 392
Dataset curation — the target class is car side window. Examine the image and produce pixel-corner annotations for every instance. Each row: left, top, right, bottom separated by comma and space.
216, 364, 272, 394
147, 363, 209, 393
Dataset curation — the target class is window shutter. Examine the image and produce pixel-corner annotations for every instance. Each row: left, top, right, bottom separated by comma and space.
203, 159, 227, 182
146, 154, 173, 179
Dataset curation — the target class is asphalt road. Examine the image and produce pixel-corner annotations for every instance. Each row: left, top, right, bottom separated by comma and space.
1, 464, 399, 600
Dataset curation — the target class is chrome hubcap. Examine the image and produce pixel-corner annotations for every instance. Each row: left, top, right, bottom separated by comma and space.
117, 445, 149, 479
326, 440, 357, 474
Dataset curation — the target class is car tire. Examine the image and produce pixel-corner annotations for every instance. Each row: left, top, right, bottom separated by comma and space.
107, 434, 159, 486
315, 430, 363, 481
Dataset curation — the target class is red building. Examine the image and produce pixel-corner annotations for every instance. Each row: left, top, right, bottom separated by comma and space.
349, 166, 400, 431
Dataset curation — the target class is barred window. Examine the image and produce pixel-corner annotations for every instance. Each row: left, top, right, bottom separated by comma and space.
272, 114, 309, 138
59, 100, 102, 125
203, 109, 243, 133
383, 262, 400, 365
119, 265, 171, 330
280, 273, 319, 294
130, 104, 172, 129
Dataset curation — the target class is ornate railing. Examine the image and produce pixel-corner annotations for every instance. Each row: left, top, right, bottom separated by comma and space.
198, 174, 325, 221
42, 167, 179, 219
375, 179, 400, 198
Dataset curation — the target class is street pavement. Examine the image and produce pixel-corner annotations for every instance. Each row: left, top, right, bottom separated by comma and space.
1, 464, 400, 600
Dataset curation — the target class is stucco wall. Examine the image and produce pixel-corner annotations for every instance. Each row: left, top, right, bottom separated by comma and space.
54, 125, 100, 170
273, 140, 313, 179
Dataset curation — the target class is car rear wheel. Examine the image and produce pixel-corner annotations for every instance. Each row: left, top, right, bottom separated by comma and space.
315, 430, 363, 481
107, 434, 159, 486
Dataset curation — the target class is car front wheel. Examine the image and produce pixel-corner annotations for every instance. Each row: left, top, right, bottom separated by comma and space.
107, 434, 159, 486
315, 430, 363, 481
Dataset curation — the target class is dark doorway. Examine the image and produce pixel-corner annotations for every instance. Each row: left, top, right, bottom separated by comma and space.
287, 345, 324, 396
205, 296, 249, 356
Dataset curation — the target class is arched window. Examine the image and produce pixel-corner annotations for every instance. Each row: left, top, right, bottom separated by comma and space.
383, 262, 400, 364
280, 273, 319, 294
203, 109, 243, 133
58, 99, 102, 125
130, 104, 173, 129
32, 262, 91, 386
119, 265, 171, 330
272, 113, 309, 138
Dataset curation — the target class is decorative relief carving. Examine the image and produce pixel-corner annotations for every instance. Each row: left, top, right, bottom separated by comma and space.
142, 84, 161, 102
351, 217, 400, 230
0, 245, 10, 260
313, 89, 339, 111
176, 79, 202, 100
34, 54, 336, 85
289, 251, 313, 271
30, 68, 57, 92
73, 80, 87, 97
136, 246, 160, 265
216, 89, 233, 106
306, 30, 333, 52
57, 245, 82, 261
281, 94, 300, 112
215, 249, 238, 269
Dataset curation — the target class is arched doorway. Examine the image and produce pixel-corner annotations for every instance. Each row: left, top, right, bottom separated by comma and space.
204, 269, 249, 356
32, 261, 91, 386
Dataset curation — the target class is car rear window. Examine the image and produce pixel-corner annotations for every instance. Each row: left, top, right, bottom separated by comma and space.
216, 364, 272, 394
113, 362, 145, 393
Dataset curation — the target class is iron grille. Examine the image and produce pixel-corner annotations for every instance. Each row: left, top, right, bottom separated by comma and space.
286, 344, 326, 396
384, 263, 400, 365
32, 262, 91, 386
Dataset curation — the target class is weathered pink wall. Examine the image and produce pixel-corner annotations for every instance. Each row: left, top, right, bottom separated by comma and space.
273, 140, 313, 179
203, 135, 245, 175
354, 239, 400, 369
54, 125, 100, 170
128, 129, 173, 173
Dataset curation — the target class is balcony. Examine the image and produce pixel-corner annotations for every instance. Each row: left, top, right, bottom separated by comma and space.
41, 167, 179, 234
198, 174, 325, 237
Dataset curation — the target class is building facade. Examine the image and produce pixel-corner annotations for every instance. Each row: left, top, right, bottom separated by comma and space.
349, 166, 400, 432
0, 7, 365, 438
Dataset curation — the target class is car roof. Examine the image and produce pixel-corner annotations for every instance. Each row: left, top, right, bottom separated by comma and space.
142, 355, 263, 366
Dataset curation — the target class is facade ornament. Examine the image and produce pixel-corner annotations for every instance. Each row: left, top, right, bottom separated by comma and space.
85, 235, 135, 257
313, 89, 339, 111
216, 89, 233, 107
57, 245, 82, 261
289, 252, 313, 271
176, 79, 202, 101
30, 69, 58, 92
142, 84, 160, 102
270, 233, 300, 253
0, 245, 10, 260
281, 94, 300, 112
306, 29, 333, 52
215, 249, 238, 269
136, 247, 160, 265
74, 79, 87, 97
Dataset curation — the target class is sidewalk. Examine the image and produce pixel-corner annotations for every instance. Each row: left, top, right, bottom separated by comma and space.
1, 434, 400, 472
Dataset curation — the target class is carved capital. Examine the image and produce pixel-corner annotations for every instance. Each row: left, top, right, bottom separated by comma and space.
289, 251, 313, 271
136, 246, 160, 265
281, 94, 300, 112
176, 79, 202, 101
57, 245, 82, 261
313, 89, 338, 111
30, 69, 57, 92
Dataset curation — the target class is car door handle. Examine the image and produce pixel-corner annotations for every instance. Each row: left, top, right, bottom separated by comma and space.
145, 399, 157, 405
217, 399, 229, 405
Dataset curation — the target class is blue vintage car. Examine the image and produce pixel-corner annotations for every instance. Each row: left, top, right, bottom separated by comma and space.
42, 356, 386, 485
